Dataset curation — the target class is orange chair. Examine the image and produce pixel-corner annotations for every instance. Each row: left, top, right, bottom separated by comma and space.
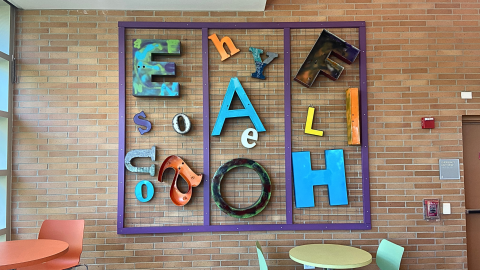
18, 220, 88, 270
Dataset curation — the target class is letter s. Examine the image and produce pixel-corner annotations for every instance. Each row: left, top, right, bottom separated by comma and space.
133, 111, 152, 135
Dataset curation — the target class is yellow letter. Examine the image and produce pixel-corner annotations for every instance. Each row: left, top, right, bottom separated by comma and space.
304, 107, 324, 136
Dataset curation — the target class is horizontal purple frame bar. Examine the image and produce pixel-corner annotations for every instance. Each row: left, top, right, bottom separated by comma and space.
119, 223, 369, 235
117, 21, 370, 234
118, 21, 365, 29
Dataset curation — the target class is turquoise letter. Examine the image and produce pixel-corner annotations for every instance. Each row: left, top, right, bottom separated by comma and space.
135, 180, 154, 203
292, 150, 348, 208
211, 77, 266, 136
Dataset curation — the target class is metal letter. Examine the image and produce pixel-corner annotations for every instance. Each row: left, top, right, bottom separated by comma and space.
249, 47, 278, 80
346, 88, 360, 145
294, 30, 360, 88
211, 158, 271, 219
133, 39, 181, 97
158, 156, 203, 206
241, 128, 258, 148
135, 180, 155, 202
263, 52, 278, 65
124, 146, 156, 176
211, 77, 266, 136
292, 150, 348, 208
172, 113, 192, 135
304, 107, 324, 137
133, 111, 152, 135
208, 33, 240, 61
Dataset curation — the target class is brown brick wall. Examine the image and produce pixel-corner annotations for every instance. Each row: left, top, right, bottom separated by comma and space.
12, 0, 480, 269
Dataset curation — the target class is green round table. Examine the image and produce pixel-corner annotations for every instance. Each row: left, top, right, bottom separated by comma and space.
289, 244, 372, 269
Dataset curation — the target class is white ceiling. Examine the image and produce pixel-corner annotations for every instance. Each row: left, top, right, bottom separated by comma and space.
6, 0, 267, 11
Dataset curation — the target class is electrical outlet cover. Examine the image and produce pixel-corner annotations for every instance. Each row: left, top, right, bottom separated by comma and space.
443, 203, 451, 215
461, 92, 473, 99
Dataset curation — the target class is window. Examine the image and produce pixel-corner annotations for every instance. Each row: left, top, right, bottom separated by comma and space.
0, 0, 14, 241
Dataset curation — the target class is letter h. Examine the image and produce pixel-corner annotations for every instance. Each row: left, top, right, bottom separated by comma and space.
208, 33, 240, 61
292, 150, 348, 208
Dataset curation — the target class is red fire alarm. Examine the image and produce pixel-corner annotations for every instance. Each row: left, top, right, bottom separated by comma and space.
422, 117, 435, 129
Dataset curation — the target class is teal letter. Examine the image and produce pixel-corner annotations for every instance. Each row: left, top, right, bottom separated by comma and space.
132, 39, 181, 97
211, 77, 266, 136
135, 180, 154, 203
292, 150, 348, 208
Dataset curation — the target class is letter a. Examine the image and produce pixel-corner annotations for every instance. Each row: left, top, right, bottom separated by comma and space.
208, 33, 240, 61
212, 78, 266, 136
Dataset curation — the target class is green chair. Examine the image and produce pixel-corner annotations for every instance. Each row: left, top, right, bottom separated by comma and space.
376, 239, 404, 270
256, 241, 268, 270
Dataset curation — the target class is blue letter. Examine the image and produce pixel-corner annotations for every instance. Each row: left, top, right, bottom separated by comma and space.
292, 150, 348, 208
249, 47, 278, 80
133, 111, 152, 135
211, 77, 266, 136
135, 180, 154, 203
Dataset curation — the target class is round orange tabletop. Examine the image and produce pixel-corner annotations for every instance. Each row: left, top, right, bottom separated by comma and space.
0, 239, 69, 270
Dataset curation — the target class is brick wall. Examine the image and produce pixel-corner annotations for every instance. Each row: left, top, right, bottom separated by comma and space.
12, 0, 479, 269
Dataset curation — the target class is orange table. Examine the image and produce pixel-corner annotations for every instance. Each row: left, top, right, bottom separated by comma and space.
0, 239, 69, 270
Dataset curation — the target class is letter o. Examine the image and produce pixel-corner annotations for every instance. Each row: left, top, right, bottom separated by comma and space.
211, 158, 271, 219
135, 180, 155, 202
172, 113, 191, 135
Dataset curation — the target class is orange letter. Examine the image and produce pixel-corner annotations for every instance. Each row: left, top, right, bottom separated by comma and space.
208, 33, 240, 61
346, 88, 360, 145
158, 156, 203, 206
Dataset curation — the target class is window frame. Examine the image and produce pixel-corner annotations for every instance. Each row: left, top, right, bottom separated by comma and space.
0, 1, 15, 241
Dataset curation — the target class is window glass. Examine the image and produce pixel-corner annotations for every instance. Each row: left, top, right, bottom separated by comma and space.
0, 4, 10, 55
0, 0, 10, 241
0, 58, 8, 112
0, 117, 6, 171
0, 175, 5, 230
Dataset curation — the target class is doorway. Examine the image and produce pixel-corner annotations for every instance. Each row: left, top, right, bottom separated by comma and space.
463, 115, 480, 269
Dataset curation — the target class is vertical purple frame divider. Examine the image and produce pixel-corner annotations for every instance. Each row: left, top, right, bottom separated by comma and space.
359, 25, 371, 228
117, 26, 126, 234
284, 28, 293, 225
202, 28, 210, 226
117, 21, 370, 234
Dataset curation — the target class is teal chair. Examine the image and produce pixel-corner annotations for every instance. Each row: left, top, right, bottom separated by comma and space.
256, 241, 268, 270
376, 239, 404, 270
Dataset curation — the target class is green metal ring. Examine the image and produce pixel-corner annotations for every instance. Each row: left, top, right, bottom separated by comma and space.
211, 158, 271, 219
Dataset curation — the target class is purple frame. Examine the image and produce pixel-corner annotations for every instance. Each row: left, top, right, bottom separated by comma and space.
117, 21, 370, 234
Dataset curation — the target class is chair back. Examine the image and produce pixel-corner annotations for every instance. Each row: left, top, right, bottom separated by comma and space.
376, 239, 404, 270
255, 241, 268, 270
38, 220, 85, 266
